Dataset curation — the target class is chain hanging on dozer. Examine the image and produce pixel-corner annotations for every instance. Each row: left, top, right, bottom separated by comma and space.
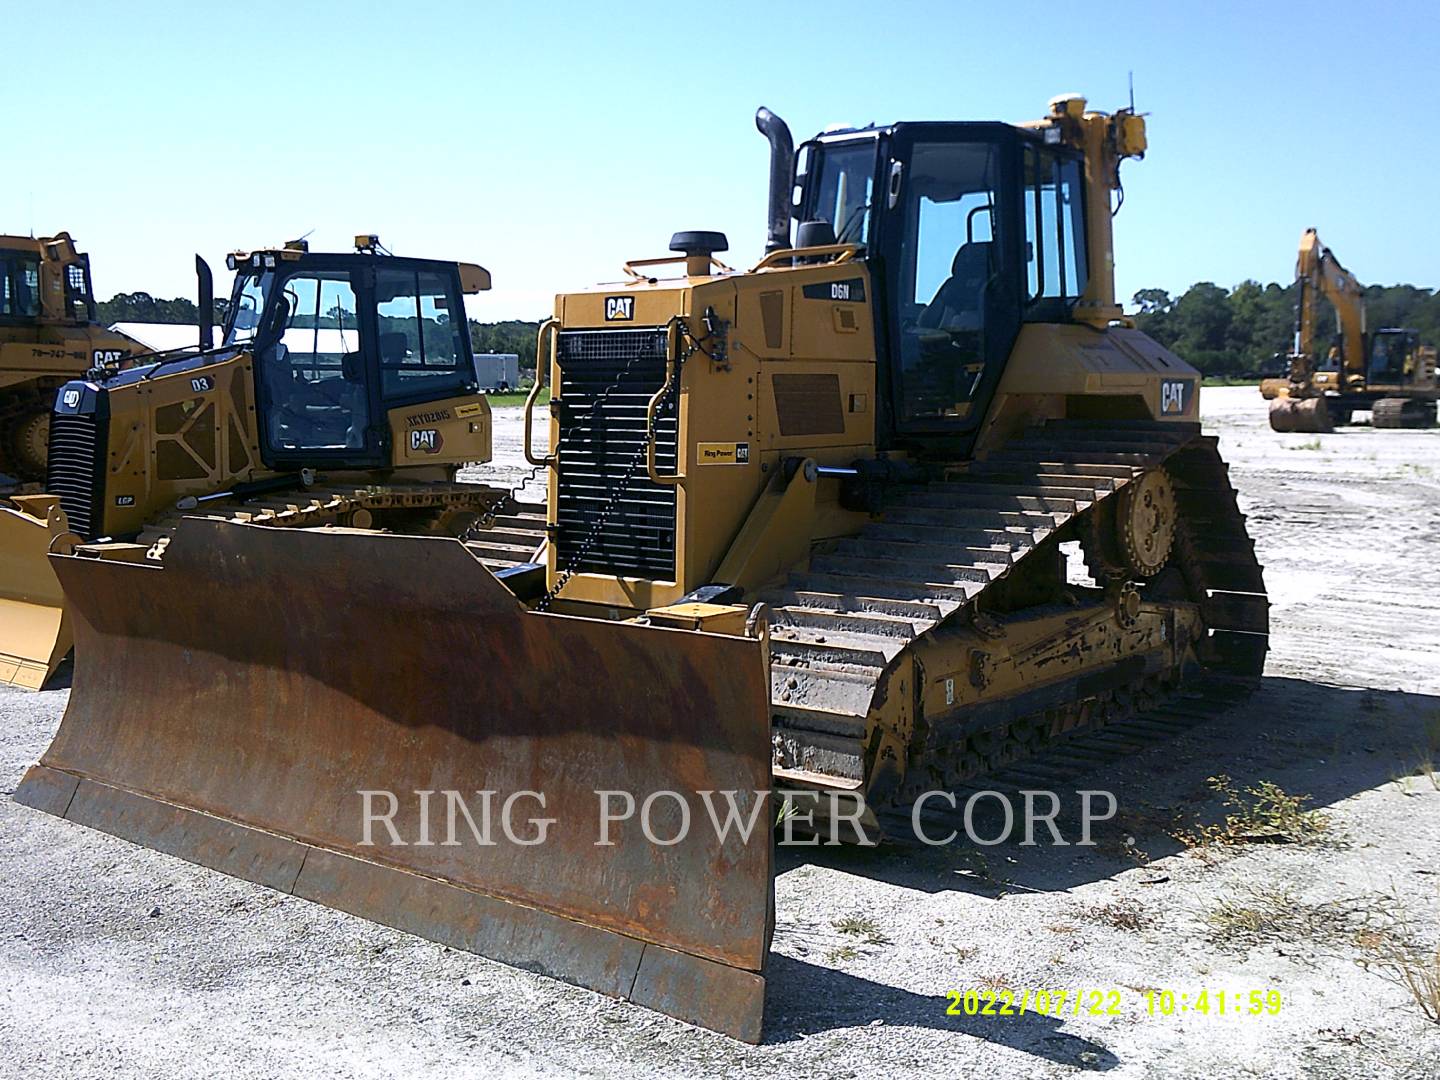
536, 317, 714, 611
458, 328, 676, 542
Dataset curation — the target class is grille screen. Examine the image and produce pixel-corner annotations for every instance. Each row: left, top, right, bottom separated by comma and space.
555, 328, 678, 578
46, 412, 103, 539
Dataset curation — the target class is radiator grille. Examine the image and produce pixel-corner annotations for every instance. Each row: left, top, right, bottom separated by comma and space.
555, 327, 677, 578
46, 412, 104, 540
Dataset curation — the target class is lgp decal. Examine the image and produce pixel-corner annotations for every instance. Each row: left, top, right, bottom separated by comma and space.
1160, 379, 1192, 416
410, 429, 443, 454
604, 296, 635, 322
801, 278, 866, 303
115, 495, 135, 507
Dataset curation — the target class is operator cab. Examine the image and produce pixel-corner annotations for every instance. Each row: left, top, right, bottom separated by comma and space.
0, 237, 98, 325
223, 244, 485, 467
796, 121, 1088, 448
1367, 328, 1417, 385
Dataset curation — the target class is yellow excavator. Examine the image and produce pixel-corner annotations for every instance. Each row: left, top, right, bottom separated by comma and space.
1266, 228, 1438, 431
0, 237, 539, 688
16, 97, 1267, 1041
0, 232, 143, 480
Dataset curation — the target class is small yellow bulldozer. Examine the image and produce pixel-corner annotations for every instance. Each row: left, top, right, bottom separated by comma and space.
0, 232, 143, 481
16, 98, 1267, 1042
0, 237, 542, 687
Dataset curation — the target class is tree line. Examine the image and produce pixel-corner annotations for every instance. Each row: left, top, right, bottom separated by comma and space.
100, 280, 1440, 379
99, 292, 541, 366
1131, 281, 1440, 377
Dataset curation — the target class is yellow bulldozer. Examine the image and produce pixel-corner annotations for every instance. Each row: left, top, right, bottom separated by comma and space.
16, 96, 1267, 1042
0, 232, 143, 480
0, 237, 540, 688
1265, 228, 1438, 431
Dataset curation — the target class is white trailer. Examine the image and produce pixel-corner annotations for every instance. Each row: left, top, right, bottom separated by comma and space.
474, 352, 520, 391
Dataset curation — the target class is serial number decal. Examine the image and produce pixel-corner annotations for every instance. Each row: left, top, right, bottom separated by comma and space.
944, 988, 1283, 1018
409, 428, 443, 453
1160, 378, 1192, 416
406, 408, 453, 427
801, 277, 866, 303
697, 441, 750, 465
604, 295, 635, 322
455, 402, 485, 418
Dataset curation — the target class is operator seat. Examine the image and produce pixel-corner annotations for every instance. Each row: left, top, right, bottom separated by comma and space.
918, 241, 992, 331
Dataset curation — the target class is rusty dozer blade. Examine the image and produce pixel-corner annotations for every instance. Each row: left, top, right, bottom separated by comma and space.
0, 495, 75, 690
14, 519, 775, 1041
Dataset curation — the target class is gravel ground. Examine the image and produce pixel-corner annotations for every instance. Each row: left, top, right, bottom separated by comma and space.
3, 386, 1439, 1078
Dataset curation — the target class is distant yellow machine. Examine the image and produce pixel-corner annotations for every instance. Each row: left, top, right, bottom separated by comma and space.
1267, 228, 1438, 430
17, 99, 1266, 1041
0, 233, 143, 480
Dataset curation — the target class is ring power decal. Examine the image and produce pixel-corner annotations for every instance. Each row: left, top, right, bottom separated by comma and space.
697, 442, 750, 465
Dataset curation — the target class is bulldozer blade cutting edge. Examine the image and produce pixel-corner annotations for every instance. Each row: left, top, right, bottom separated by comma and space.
0, 496, 74, 690
14, 518, 775, 1042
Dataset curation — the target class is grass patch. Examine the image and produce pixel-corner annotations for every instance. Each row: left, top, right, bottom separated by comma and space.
1081, 899, 1152, 932
832, 914, 891, 945
1354, 892, 1440, 1024
1180, 775, 1330, 847
1287, 438, 1323, 451
485, 387, 548, 408
824, 944, 859, 963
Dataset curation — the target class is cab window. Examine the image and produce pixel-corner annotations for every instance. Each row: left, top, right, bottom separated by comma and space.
260, 271, 369, 452
1024, 146, 1087, 310
806, 140, 876, 245
374, 268, 472, 400
0, 253, 41, 319
893, 140, 1003, 424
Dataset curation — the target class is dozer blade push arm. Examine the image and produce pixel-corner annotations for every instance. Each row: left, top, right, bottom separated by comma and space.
16, 519, 776, 1041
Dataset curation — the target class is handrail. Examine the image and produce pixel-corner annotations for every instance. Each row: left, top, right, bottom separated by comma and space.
646, 320, 684, 485
622, 252, 734, 279
523, 318, 558, 467
750, 243, 860, 273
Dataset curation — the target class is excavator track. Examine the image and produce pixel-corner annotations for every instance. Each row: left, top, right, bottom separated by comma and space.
762, 419, 1268, 819
138, 484, 549, 571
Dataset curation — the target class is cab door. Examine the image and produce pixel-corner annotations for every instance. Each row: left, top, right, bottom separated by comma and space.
254, 264, 387, 468
874, 125, 1023, 449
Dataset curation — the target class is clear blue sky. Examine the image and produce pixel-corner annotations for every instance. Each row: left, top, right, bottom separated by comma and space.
5, 0, 1436, 320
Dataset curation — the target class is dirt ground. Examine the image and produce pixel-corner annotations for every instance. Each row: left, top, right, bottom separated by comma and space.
2, 386, 1438, 1078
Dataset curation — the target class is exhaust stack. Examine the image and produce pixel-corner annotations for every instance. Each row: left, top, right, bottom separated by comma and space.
195, 255, 214, 351
754, 107, 794, 253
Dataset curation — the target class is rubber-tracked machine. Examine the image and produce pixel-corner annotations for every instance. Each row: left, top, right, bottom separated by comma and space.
1267, 228, 1438, 431
0, 237, 541, 687
16, 97, 1267, 1042
0, 232, 143, 481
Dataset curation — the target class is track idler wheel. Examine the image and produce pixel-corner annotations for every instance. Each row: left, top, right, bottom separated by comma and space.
2, 408, 51, 481
1269, 396, 1333, 433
